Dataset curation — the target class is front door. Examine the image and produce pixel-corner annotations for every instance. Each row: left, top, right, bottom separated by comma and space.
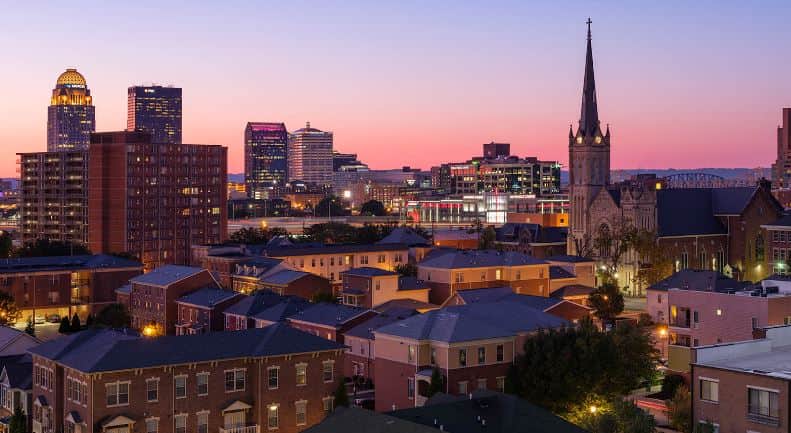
223, 411, 245, 429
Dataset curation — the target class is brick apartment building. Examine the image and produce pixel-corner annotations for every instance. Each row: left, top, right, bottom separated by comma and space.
0, 353, 33, 432
29, 324, 344, 433
416, 250, 552, 304
256, 270, 332, 300
691, 325, 791, 433
231, 257, 292, 294
372, 301, 566, 411
0, 255, 142, 322
339, 268, 430, 308
174, 287, 243, 335
129, 265, 220, 334
223, 291, 310, 331
763, 213, 791, 275
442, 287, 591, 323
287, 303, 376, 345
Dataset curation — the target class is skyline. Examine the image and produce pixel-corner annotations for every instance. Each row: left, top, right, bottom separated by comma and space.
3, 1, 791, 177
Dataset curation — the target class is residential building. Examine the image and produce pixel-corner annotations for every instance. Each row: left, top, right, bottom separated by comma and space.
304, 406, 437, 433
372, 301, 566, 411
0, 255, 142, 322
763, 213, 791, 275
691, 325, 791, 432
495, 223, 568, 259
772, 108, 791, 189
545, 255, 597, 289
47, 69, 95, 151
88, 131, 227, 268
376, 227, 433, 263
265, 243, 409, 286
288, 122, 333, 186
174, 287, 244, 335
248, 270, 329, 300
245, 122, 289, 199
339, 268, 430, 308
343, 309, 420, 382
18, 151, 88, 244
127, 86, 182, 144
441, 287, 590, 323
231, 257, 294, 294
128, 265, 219, 334
29, 324, 344, 433
417, 249, 551, 304
287, 303, 376, 344
223, 290, 310, 331
0, 327, 40, 357
0, 354, 33, 432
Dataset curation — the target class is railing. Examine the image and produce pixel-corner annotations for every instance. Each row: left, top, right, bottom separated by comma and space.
669, 319, 690, 328
219, 425, 259, 433
747, 412, 781, 427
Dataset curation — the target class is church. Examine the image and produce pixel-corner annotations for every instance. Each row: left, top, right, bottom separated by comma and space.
567, 21, 782, 295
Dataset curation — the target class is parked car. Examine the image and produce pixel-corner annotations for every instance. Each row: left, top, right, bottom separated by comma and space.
47, 314, 61, 323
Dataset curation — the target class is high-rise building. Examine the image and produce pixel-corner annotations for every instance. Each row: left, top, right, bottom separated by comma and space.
127, 85, 182, 144
47, 69, 95, 151
772, 108, 791, 189
288, 122, 333, 186
18, 151, 88, 243
483, 142, 510, 159
88, 131, 227, 268
244, 122, 288, 199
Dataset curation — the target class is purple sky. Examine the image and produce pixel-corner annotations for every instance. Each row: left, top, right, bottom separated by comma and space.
2, 1, 790, 176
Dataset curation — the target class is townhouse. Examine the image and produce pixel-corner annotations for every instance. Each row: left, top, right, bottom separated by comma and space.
339, 268, 430, 309
0, 354, 32, 432
287, 304, 376, 345
231, 257, 292, 295
442, 287, 590, 323
223, 291, 310, 331
29, 323, 344, 433
174, 287, 244, 335
372, 301, 566, 411
256, 270, 331, 300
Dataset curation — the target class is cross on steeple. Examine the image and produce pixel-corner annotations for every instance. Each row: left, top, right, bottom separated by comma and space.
586, 18, 592, 40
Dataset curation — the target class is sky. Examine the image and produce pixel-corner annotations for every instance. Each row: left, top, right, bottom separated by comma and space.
1, 1, 790, 177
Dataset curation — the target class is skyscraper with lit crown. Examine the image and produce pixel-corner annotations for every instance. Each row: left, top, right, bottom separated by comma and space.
47, 69, 95, 151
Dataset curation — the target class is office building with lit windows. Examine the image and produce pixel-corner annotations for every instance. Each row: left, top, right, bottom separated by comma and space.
245, 122, 289, 199
88, 131, 227, 268
47, 69, 95, 151
288, 122, 333, 186
127, 85, 182, 144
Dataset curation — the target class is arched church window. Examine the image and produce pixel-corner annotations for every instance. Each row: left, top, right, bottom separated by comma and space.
756, 234, 765, 262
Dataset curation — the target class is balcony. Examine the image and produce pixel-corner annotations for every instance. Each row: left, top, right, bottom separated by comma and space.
747, 412, 780, 427
669, 318, 690, 328
219, 426, 259, 433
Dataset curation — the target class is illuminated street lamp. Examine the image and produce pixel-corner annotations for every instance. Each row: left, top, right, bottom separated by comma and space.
589, 405, 598, 414
142, 324, 159, 337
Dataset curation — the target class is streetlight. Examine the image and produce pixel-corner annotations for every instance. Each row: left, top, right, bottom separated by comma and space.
589, 405, 597, 414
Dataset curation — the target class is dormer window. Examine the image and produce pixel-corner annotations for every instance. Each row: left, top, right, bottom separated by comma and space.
594, 135, 602, 144
575, 136, 583, 144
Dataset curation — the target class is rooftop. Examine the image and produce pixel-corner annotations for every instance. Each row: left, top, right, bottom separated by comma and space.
345, 310, 420, 340
648, 269, 748, 293
131, 265, 208, 287
267, 243, 407, 257
29, 323, 342, 373
377, 227, 430, 246
175, 287, 242, 308
260, 269, 315, 285
0, 254, 141, 274
288, 303, 372, 327
419, 249, 547, 269
343, 267, 398, 278
545, 255, 595, 263
549, 266, 575, 279
303, 407, 437, 433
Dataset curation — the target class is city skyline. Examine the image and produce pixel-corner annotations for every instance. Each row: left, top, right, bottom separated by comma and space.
3, 1, 791, 177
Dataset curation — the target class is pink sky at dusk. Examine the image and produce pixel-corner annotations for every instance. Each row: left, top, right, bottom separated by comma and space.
1, 1, 790, 177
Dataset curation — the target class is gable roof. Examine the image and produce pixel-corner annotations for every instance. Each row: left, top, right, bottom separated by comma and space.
0, 326, 39, 356
377, 227, 430, 246
223, 290, 294, 317
342, 267, 398, 278
267, 243, 407, 257
288, 303, 372, 328
648, 269, 748, 293
0, 354, 32, 390
549, 266, 575, 279
711, 187, 759, 215
252, 297, 311, 323
419, 249, 546, 269
546, 255, 594, 263
29, 323, 342, 373
345, 309, 420, 340
176, 287, 241, 308
551, 284, 596, 298
390, 390, 588, 433
260, 269, 316, 286
656, 189, 727, 237
131, 265, 208, 287
304, 407, 437, 433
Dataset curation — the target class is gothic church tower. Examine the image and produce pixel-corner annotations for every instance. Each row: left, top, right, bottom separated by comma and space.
569, 19, 611, 254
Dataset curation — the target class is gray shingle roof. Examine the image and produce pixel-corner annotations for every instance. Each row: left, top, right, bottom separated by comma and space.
0, 254, 141, 274
455, 289, 564, 312
131, 265, 208, 287
419, 249, 546, 269
223, 290, 291, 317
711, 187, 758, 215
115, 284, 131, 295
549, 266, 575, 279
252, 297, 311, 323
288, 303, 371, 328
260, 270, 313, 285
29, 323, 342, 373
551, 284, 596, 298
0, 354, 32, 390
765, 213, 791, 227
648, 269, 748, 293
267, 243, 408, 257
345, 310, 420, 340
377, 227, 430, 246
343, 267, 398, 278
303, 407, 437, 433
176, 287, 241, 308
546, 255, 594, 263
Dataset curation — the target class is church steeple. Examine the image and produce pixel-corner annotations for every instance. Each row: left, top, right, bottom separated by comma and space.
578, 18, 600, 138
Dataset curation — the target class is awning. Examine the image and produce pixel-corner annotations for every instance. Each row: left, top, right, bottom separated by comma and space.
223, 400, 253, 413
101, 415, 136, 428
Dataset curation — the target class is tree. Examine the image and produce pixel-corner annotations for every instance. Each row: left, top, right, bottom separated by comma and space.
355, 223, 394, 244
0, 231, 12, 259
94, 303, 132, 329
13, 238, 91, 258
572, 233, 594, 258
24, 318, 34, 337
578, 399, 657, 433
588, 283, 625, 323
333, 381, 350, 408
0, 292, 20, 325
9, 405, 26, 433
504, 364, 522, 396
479, 226, 497, 250
593, 217, 637, 277
229, 227, 288, 244
303, 222, 358, 244
58, 316, 71, 334
396, 263, 418, 277
667, 385, 692, 433
311, 292, 338, 304
426, 367, 445, 398
693, 421, 717, 433
360, 200, 387, 216
632, 229, 674, 288
315, 196, 348, 217
70, 313, 81, 331
85, 314, 94, 327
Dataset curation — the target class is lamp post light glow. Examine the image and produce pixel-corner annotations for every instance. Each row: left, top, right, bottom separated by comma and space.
142, 324, 159, 337
589, 405, 598, 414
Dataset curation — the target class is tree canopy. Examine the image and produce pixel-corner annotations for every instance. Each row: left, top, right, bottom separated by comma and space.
302, 222, 394, 244
588, 282, 625, 323
13, 238, 91, 258
93, 303, 132, 329
229, 227, 289, 244
315, 195, 349, 217
0, 292, 20, 326
360, 200, 387, 216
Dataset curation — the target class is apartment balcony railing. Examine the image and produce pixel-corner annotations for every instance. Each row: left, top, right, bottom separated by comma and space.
669, 318, 690, 328
219, 425, 259, 433
747, 411, 780, 427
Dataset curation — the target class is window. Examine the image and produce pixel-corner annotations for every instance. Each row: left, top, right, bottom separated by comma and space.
268, 404, 279, 429
378, 254, 386, 263
225, 369, 245, 392
146, 378, 159, 402
408, 345, 415, 363
514, 270, 520, 280
699, 378, 719, 403
197, 373, 209, 396
496, 344, 504, 362
748, 387, 779, 421
145, 418, 159, 433
458, 381, 468, 395
360, 255, 369, 265
752, 317, 758, 329
296, 364, 307, 386
477, 347, 486, 364
430, 348, 436, 365
296, 400, 307, 426
197, 412, 208, 433
323, 360, 335, 383
693, 311, 699, 324
175, 375, 187, 399
106, 381, 130, 406
407, 377, 415, 399
657, 294, 663, 304
477, 378, 487, 390
268, 367, 279, 389
459, 349, 467, 367
175, 414, 187, 433
455, 273, 463, 283
323, 397, 334, 414
496, 376, 505, 393
480, 272, 486, 281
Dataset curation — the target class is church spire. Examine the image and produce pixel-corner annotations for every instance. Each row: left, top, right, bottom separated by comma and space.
579, 18, 600, 137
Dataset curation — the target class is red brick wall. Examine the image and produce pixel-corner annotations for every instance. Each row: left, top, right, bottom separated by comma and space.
374, 357, 416, 412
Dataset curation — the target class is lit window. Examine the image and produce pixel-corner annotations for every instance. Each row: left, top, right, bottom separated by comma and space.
699, 378, 719, 402
296, 364, 307, 386
268, 404, 279, 429
174, 376, 186, 399
295, 400, 307, 426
